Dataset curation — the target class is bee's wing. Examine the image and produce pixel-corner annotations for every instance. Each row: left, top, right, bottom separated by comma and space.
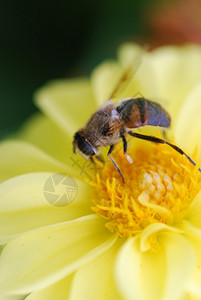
91, 44, 144, 106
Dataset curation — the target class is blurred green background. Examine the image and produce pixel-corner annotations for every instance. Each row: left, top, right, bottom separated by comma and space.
0, 0, 163, 138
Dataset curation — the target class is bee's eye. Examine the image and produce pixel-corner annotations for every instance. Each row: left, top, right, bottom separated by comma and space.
74, 132, 95, 156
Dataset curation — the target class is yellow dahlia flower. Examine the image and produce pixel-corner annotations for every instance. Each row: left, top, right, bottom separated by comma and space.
1, 44, 201, 300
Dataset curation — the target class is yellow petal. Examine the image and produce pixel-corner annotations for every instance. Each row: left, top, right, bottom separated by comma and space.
148, 45, 201, 121
91, 61, 122, 105
18, 114, 98, 181
35, 78, 96, 135
118, 45, 160, 101
174, 80, 201, 159
18, 113, 74, 166
140, 223, 182, 252
25, 274, 73, 300
115, 232, 195, 300
0, 140, 73, 183
117, 43, 143, 71
182, 221, 201, 298
0, 172, 91, 244
91, 44, 201, 125
0, 295, 24, 300
190, 295, 201, 300
184, 191, 201, 229
69, 238, 122, 300
177, 293, 201, 300
0, 215, 114, 297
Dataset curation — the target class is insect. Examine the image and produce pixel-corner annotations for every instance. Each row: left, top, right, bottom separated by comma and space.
73, 68, 201, 182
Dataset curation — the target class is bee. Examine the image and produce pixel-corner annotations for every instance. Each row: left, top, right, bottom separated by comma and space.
73, 69, 201, 182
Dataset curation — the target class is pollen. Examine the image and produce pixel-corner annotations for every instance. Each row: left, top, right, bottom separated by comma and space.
91, 141, 201, 237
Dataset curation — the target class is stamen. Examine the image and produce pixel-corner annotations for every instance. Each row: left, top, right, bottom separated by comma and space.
92, 142, 201, 237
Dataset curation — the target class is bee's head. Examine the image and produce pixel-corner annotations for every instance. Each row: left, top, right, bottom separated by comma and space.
73, 131, 98, 160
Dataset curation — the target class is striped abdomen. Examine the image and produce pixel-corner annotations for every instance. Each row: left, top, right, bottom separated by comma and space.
116, 97, 171, 129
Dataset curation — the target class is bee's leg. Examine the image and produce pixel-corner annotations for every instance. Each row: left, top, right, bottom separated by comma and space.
107, 145, 125, 183
121, 133, 133, 164
128, 131, 201, 172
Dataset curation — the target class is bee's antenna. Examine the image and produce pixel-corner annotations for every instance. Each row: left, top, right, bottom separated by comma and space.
109, 46, 143, 99
109, 68, 132, 99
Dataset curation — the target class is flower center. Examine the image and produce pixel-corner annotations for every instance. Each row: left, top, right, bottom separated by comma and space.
91, 140, 201, 237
